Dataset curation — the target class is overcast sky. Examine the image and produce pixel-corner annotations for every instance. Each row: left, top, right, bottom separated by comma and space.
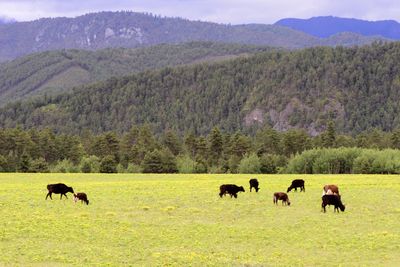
1, 0, 399, 24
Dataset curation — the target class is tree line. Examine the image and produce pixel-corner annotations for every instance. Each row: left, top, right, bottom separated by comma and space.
2, 123, 400, 174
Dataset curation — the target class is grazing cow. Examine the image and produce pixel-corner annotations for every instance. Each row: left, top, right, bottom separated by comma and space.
45, 183, 74, 200
249, 178, 260, 192
322, 184, 340, 196
273, 192, 291, 206
219, 184, 245, 198
74, 193, 89, 205
321, 194, 345, 213
287, 179, 305, 193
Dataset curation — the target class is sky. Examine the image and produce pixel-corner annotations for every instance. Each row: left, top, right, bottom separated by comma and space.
0, 0, 399, 24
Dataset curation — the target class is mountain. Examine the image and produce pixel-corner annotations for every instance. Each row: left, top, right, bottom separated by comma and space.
1, 42, 400, 135
0, 11, 388, 62
0, 42, 272, 106
275, 16, 400, 39
0, 16, 15, 25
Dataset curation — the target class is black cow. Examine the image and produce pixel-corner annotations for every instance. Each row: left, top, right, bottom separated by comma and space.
287, 179, 305, 193
219, 184, 245, 198
273, 192, 291, 206
74, 193, 89, 205
46, 183, 74, 200
321, 194, 345, 213
249, 178, 260, 192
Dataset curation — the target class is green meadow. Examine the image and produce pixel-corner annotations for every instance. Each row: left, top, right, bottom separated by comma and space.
0, 173, 399, 266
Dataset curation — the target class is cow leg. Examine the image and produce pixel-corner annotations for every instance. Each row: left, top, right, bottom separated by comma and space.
64, 193, 68, 199
250, 187, 252, 192
45, 192, 52, 200
60, 194, 63, 200
233, 193, 237, 198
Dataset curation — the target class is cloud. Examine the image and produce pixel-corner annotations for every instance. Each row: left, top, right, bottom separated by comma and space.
0, 0, 399, 24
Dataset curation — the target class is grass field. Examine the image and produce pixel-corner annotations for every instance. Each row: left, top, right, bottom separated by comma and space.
0, 173, 400, 266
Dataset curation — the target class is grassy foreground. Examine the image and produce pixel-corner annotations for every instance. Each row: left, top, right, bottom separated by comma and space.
0, 173, 399, 266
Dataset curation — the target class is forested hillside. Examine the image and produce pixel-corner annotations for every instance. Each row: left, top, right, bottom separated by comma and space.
0, 11, 387, 62
1, 42, 400, 135
0, 42, 271, 105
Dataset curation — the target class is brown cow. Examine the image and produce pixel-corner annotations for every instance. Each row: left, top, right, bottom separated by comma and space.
273, 192, 291, 206
322, 185, 340, 197
74, 193, 89, 205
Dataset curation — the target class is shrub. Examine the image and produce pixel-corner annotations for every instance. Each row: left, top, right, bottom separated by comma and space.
100, 156, 118, 173
228, 155, 241, 173
285, 147, 400, 174
29, 158, 50, 173
80, 156, 101, 173
176, 154, 196, 173
259, 154, 282, 174
126, 163, 142, 173
238, 153, 261, 174
51, 159, 79, 173
194, 161, 207, 173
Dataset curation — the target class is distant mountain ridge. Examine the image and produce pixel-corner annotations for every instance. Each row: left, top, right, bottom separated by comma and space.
275, 16, 400, 39
0, 16, 15, 24
0, 11, 388, 62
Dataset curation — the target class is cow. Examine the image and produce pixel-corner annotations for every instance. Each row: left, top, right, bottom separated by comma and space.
74, 193, 89, 205
322, 184, 340, 196
273, 192, 291, 206
321, 194, 345, 213
249, 178, 260, 192
45, 183, 74, 200
287, 179, 305, 193
219, 184, 245, 198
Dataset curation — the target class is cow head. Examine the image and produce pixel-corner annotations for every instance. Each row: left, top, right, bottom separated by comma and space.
255, 187, 259, 192
287, 186, 292, 193
340, 204, 345, 212
68, 187, 74, 194
239, 186, 245, 192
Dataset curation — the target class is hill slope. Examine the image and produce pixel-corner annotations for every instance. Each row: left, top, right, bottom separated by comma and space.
0, 42, 272, 105
1, 43, 400, 135
276, 16, 400, 39
0, 11, 388, 62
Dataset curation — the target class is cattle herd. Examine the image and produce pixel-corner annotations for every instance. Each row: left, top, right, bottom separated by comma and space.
219, 178, 346, 213
45, 178, 345, 212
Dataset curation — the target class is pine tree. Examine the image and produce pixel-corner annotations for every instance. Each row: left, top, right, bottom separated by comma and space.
184, 132, 197, 158
99, 155, 117, 173
208, 127, 223, 165
163, 130, 182, 156
322, 121, 336, 148
142, 150, 164, 173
